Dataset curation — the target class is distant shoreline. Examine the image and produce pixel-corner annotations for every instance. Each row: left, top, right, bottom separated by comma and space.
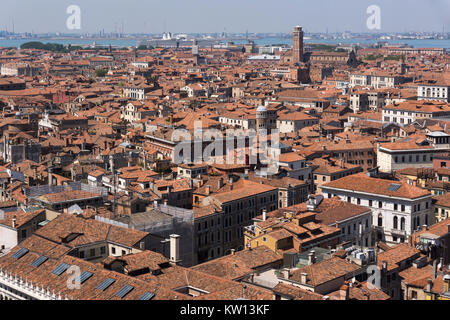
0, 37, 448, 49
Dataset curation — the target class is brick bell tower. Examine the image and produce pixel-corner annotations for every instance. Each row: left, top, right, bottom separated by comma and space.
292, 26, 304, 64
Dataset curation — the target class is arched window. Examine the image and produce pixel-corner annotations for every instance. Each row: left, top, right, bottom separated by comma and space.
400, 217, 405, 230
393, 216, 398, 229
414, 216, 420, 229
378, 214, 383, 227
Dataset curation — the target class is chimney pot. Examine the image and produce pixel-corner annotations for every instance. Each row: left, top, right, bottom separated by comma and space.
300, 272, 307, 284
282, 269, 291, 279
169, 234, 181, 265
426, 278, 433, 292
308, 250, 316, 265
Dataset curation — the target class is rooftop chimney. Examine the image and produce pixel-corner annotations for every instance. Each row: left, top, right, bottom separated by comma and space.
48, 167, 52, 186
300, 272, 308, 285
306, 195, 317, 211
12, 215, 17, 229
218, 177, 224, 189
308, 250, 316, 265
231, 249, 236, 255
262, 209, 267, 221
169, 234, 181, 265
206, 185, 211, 195
426, 278, 433, 292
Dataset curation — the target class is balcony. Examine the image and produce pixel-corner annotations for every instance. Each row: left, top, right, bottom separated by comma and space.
390, 228, 407, 236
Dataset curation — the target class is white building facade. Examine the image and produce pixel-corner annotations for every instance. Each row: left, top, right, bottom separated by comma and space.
321, 176, 433, 246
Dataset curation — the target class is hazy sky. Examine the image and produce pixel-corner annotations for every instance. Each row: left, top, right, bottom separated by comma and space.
2, 0, 450, 34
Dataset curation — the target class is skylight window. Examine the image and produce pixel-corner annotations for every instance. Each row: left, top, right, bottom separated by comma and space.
115, 285, 134, 298
76, 271, 93, 284
52, 263, 70, 276
31, 255, 48, 268
387, 183, 401, 192
12, 248, 29, 259
97, 278, 116, 291
139, 292, 155, 300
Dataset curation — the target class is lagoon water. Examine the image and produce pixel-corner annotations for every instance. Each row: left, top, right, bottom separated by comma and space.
0, 37, 448, 49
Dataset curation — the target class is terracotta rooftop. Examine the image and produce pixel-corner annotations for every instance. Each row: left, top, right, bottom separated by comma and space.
34, 213, 149, 248
322, 173, 431, 199
36, 190, 102, 204
290, 256, 360, 287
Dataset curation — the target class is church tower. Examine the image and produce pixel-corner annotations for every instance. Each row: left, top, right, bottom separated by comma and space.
292, 26, 304, 64
192, 39, 199, 55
